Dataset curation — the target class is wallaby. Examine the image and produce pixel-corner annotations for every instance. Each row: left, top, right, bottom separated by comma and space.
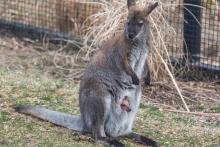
15, 1, 158, 147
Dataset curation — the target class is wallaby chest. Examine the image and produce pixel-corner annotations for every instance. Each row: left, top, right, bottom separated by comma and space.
129, 46, 148, 78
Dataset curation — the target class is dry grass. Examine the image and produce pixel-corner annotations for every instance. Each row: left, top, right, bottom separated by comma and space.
82, 0, 182, 77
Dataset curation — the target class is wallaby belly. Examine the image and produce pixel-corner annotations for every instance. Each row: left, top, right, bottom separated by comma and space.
105, 86, 141, 137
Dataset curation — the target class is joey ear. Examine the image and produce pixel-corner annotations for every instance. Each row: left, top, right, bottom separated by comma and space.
145, 2, 158, 17
127, 0, 136, 9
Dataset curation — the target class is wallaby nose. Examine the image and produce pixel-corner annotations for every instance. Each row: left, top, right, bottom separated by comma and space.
128, 33, 135, 39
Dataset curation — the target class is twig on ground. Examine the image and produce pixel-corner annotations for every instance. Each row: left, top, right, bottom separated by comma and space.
164, 109, 220, 117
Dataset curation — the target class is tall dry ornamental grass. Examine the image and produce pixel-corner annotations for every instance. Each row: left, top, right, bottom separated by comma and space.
82, 0, 184, 81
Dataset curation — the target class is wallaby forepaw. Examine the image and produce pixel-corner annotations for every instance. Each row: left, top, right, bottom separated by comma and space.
132, 75, 139, 85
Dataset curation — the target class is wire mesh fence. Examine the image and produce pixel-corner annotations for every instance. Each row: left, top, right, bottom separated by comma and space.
0, 0, 220, 73
168, 0, 220, 72
201, 0, 220, 70
0, 0, 102, 40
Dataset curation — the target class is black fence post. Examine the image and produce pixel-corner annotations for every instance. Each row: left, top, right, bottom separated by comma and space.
183, 0, 202, 63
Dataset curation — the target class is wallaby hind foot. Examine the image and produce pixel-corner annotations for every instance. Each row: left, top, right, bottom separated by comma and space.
127, 132, 159, 147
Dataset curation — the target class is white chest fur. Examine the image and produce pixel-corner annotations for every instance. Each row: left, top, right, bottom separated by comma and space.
129, 46, 148, 78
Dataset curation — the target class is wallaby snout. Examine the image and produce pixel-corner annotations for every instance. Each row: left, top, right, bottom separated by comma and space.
128, 32, 135, 40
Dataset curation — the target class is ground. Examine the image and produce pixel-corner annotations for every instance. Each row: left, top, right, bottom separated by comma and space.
0, 32, 220, 147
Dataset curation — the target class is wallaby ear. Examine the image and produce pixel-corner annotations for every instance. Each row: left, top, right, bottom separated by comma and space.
127, 0, 136, 9
145, 2, 158, 17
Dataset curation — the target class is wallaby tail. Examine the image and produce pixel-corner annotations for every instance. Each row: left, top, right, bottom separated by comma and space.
15, 105, 87, 132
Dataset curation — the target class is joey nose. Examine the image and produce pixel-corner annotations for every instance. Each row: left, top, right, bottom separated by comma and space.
128, 33, 135, 39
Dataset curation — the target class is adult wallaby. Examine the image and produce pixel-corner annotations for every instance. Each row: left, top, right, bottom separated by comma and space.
15, 0, 158, 146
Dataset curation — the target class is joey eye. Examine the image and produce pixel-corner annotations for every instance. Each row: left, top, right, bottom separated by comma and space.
127, 21, 130, 25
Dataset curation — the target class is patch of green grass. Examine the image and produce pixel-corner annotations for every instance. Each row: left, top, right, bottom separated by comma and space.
40, 95, 53, 101
145, 105, 164, 119
206, 144, 220, 147
195, 104, 207, 111
172, 115, 195, 125
0, 111, 11, 122
186, 136, 199, 145
195, 104, 220, 113
210, 105, 220, 112
139, 102, 147, 109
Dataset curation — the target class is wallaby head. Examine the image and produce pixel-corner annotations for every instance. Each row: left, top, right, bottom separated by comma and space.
125, 0, 158, 41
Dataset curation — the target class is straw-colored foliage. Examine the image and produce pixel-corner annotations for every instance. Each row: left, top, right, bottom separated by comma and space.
82, 0, 184, 81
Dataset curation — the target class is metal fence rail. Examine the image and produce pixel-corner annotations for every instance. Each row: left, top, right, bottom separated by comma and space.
0, 0, 101, 37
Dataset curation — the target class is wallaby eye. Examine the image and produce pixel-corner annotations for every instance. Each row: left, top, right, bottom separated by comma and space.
127, 21, 130, 25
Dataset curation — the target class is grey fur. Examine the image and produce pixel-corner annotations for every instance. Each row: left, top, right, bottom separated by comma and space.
15, 105, 86, 132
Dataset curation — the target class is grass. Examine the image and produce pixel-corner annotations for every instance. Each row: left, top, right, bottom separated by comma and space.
0, 36, 219, 147
1, 65, 219, 147
210, 105, 220, 112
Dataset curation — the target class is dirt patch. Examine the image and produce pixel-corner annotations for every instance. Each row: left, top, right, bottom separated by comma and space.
143, 81, 220, 112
